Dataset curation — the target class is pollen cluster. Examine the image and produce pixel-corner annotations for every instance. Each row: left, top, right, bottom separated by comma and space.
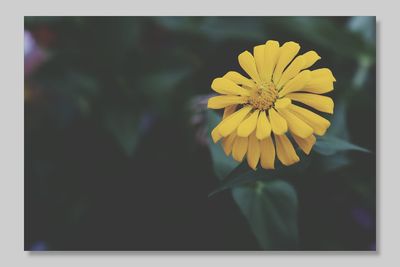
248, 82, 278, 110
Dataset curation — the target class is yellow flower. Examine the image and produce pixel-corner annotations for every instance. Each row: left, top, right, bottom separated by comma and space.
208, 40, 335, 170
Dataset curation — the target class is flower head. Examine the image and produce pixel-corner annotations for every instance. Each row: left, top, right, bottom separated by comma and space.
208, 40, 335, 170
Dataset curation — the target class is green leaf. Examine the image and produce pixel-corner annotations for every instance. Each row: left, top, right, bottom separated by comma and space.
199, 17, 267, 42
208, 139, 239, 180
314, 136, 370, 156
232, 180, 298, 250
207, 110, 239, 180
140, 68, 191, 95
104, 108, 140, 156
347, 16, 376, 45
319, 152, 351, 172
154, 17, 268, 42
153, 17, 203, 33
209, 156, 309, 197
267, 17, 372, 60
327, 100, 350, 140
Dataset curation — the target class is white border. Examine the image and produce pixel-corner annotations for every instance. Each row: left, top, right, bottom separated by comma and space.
1, 0, 399, 266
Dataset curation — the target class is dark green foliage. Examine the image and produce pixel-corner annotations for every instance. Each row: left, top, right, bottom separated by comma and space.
25, 16, 376, 251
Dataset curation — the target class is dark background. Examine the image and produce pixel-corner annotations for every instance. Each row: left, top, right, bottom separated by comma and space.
25, 16, 376, 251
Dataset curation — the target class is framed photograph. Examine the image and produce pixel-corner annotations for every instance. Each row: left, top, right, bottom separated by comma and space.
24, 16, 376, 251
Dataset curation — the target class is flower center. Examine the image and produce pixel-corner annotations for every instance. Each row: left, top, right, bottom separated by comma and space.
248, 82, 278, 110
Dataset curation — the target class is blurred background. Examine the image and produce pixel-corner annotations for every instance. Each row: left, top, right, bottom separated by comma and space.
25, 16, 376, 251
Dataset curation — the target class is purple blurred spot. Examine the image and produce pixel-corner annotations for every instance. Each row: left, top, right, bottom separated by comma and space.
24, 30, 47, 76
369, 242, 376, 251
352, 207, 373, 230
24, 31, 35, 56
139, 112, 155, 133
30, 240, 48, 251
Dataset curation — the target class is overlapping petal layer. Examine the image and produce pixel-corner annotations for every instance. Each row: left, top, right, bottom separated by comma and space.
208, 40, 335, 170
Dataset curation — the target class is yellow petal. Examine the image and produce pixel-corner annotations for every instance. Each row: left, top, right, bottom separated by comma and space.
274, 134, 300, 166
276, 55, 305, 89
311, 68, 336, 82
292, 133, 316, 155
211, 126, 223, 143
260, 136, 275, 169
218, 106, 252, 137
223, 71, 256, 88
268, 108, 288, 135
277, 108, 314, 138
247, 132, 261, 170
303, 78, 334, 94
213, 104, 239, 144
223, 104, 237, 119
211, 77, 250, 96
232, 136, 248, 162
263, 40, 280, 82
207, 95, 247, 109
301, 51, 321, 69
254, 44, 266, 82
256, 111, 271, 140
286, 93, 334, 114
289, 104, 331, 136
273, 41, 300, 84
278, 70, 311, 97
222, 132, 237, 156
237, 110, 260, 137
274, 98, 291, 109
238, 51, 262, 84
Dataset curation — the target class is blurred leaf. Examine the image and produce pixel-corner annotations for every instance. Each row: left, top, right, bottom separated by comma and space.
314, 136, 370, 156
320, 152, 351, 172
209, 157, 309, 197
154, 17, 267, 42
104, 108, 140, 156
352, 54, 374, 90
33, 65, 99, 126
65, 72, 98, 113
139, 68, 191, 95
232, 180, 298, 250
207, 110, 239, 180
347, 17, 376, 45
208, 138, 239, 180
80, 17, 142, 69
346, 17, 376, 91
328, 100, 349, 139
139, 67, 193, 115
199, 17, 267, 42
269, 17, 372, 60
153, 17, 202, 33
209, 134, 369, 193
